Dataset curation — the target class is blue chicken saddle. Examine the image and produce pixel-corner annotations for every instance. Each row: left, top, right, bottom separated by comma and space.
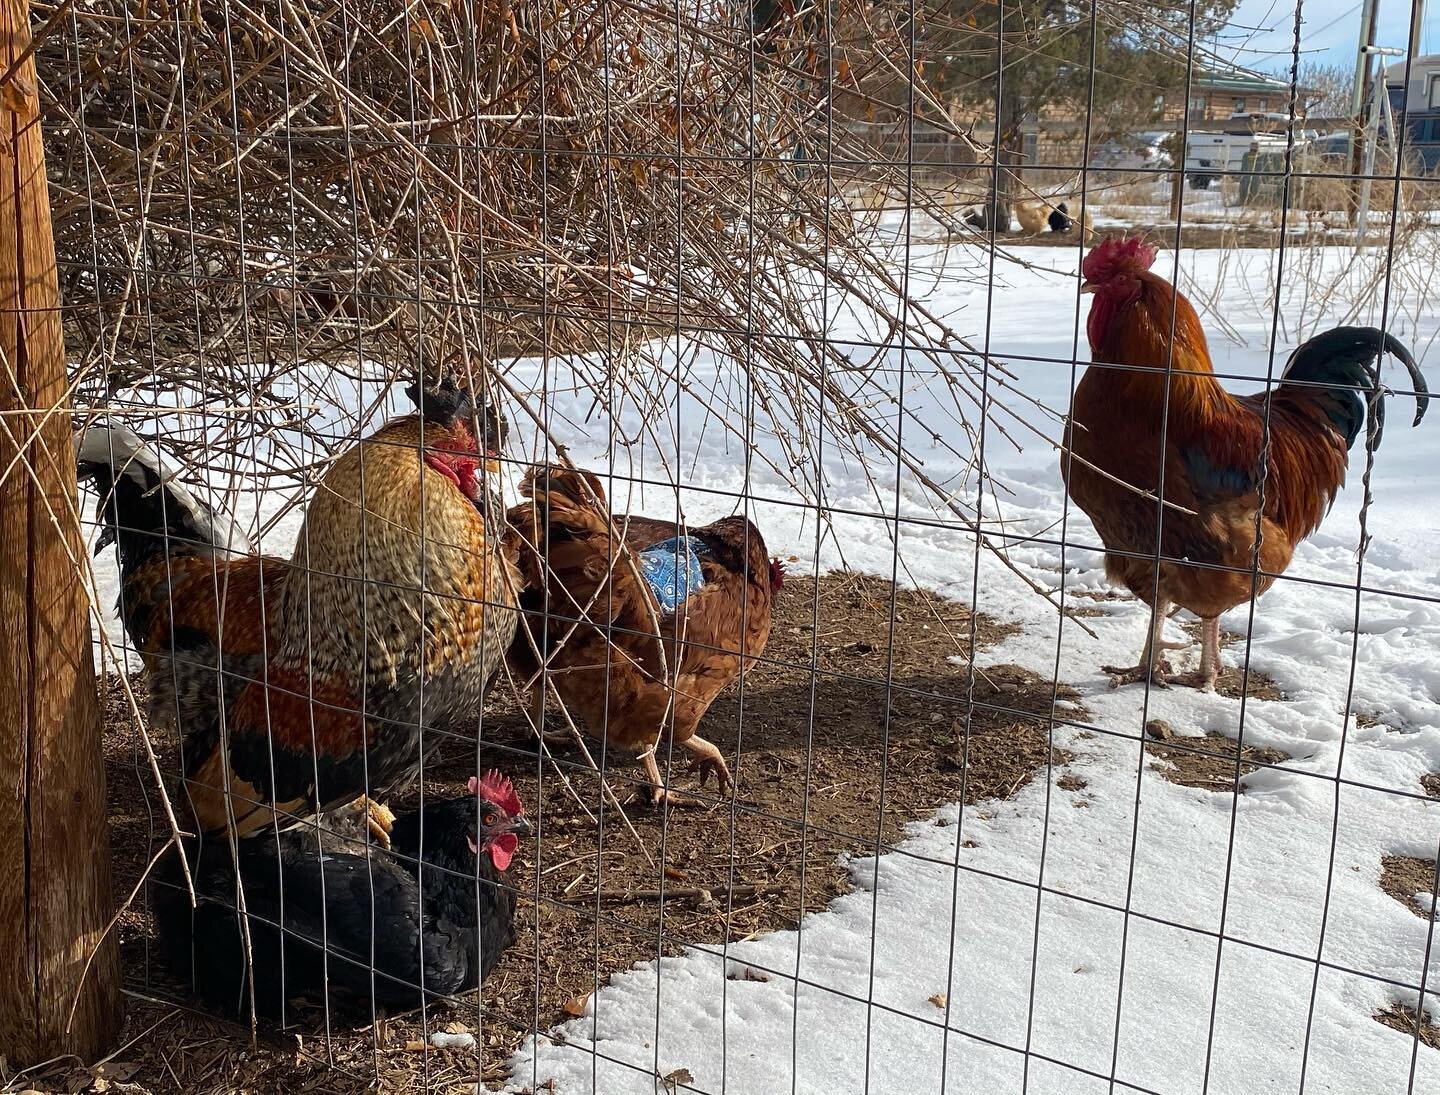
637, 536, 708, 613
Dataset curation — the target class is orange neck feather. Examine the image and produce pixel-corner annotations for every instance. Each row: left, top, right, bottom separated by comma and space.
1091, 272, 1231, 422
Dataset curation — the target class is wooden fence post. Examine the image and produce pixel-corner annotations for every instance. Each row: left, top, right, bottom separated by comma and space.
0, 0, 123, 1068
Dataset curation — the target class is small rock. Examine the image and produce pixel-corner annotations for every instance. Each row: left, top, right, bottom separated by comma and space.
1145, 719, 1174, 741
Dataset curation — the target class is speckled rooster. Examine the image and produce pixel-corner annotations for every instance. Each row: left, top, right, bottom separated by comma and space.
77, 379, 520, 843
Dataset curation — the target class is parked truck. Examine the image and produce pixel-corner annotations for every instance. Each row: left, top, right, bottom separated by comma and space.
1184, 131, 1298, 189
1184, 114, 1318, 189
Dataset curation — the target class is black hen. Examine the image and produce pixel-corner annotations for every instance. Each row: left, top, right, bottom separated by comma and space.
1047, 202, 1073, 233
157, 772, 530, 1018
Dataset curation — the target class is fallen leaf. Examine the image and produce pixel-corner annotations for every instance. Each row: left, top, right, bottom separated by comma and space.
928, 992, 948, 1009
726, 965, 769, 983
93, 1062, 140, 1083
661, 1067, 694, 1092
404, 1039, 427, 1052
562, 993, 590, 1017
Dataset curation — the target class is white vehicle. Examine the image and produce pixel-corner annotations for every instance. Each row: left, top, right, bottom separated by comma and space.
1184, 130, 1297, 189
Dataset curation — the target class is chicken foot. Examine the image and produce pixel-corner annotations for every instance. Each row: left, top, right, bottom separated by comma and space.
1103, 600, 1190, 686
326, 795, 397, 849
1167, 617, 1221, 691
635, 736, 734, 806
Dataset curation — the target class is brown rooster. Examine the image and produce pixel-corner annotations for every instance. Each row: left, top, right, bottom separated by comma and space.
506, 465, 783, 803
77, 379, 520, 841
1064, 236, 1429, 688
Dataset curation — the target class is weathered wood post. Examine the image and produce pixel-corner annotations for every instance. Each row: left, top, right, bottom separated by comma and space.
0, 0, 123, 1066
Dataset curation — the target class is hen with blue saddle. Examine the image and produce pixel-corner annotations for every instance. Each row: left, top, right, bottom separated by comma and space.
506, 465, 786, 804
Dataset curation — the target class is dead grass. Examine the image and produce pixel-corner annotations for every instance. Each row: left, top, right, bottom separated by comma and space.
77, 572, 1084, 1094
1375, 1002, 1440, 1052
1380, 855, 1440, 921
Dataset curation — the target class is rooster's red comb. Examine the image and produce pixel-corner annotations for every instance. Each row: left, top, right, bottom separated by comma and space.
1082, 236, 1157, 284
468, 769, 525, 816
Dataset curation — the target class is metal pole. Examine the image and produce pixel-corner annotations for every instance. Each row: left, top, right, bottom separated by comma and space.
1355, 45, 1407, 248
1355, 73, 1384, 243
1350, 0, 1379, 117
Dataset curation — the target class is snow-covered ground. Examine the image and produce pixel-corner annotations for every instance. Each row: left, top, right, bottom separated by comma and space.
81, 237, 1440, 1093
497, 241, 1440, 1095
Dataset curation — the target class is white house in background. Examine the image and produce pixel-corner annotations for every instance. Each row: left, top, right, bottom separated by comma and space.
1385, 55, 1440, 170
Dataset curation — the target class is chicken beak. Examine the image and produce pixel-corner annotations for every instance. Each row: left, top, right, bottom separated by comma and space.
1079, 281, 1097, 295
506, 815, 533, 838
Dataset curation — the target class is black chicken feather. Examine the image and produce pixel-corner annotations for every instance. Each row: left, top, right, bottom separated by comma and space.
156, 794, 525, 1018
1279, 325, 1429, 449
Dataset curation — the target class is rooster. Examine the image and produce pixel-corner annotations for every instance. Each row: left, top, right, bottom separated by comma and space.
1064, 236, 1429, 688
156, 770, 529, 1017
76, 379, 520, 842
506, 466, 783, 803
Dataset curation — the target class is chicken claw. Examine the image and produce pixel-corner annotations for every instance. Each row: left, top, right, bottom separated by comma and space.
1103, 658, 1175, 688
683, 736, 734, 795
366, 799, 396, 849
633, 738, 734, 807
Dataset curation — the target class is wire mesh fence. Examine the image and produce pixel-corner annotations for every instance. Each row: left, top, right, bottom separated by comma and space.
8, 0, 1439, 1089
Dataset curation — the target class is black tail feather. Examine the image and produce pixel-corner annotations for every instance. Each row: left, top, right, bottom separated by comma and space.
1279, 325, 1429, 450
75, 424, 247, 580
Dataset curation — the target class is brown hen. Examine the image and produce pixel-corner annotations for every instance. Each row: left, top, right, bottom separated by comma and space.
506, 465, 783, 803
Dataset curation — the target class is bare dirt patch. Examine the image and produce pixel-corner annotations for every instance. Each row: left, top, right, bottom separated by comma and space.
1380, 854, 1440, 921
1375, 1002, 1440, 1052
1142, 719, 1291, 792
1424, 773, 1440, 800
86, 572, 1083, 1092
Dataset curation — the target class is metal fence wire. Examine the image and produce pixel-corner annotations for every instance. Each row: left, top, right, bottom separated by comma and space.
31, 0, 1440, 1089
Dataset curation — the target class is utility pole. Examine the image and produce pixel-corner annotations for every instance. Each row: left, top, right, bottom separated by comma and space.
1349, 0, 1381, 222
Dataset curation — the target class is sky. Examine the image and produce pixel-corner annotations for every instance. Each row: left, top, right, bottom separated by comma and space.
1217, 0, 1432, 74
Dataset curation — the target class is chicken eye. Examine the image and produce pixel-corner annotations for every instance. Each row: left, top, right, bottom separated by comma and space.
483, 811, 497, 825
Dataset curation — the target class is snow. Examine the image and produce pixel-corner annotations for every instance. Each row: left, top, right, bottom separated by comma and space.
498, 241, 1440, 1094
80, 237, 1440, 1093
